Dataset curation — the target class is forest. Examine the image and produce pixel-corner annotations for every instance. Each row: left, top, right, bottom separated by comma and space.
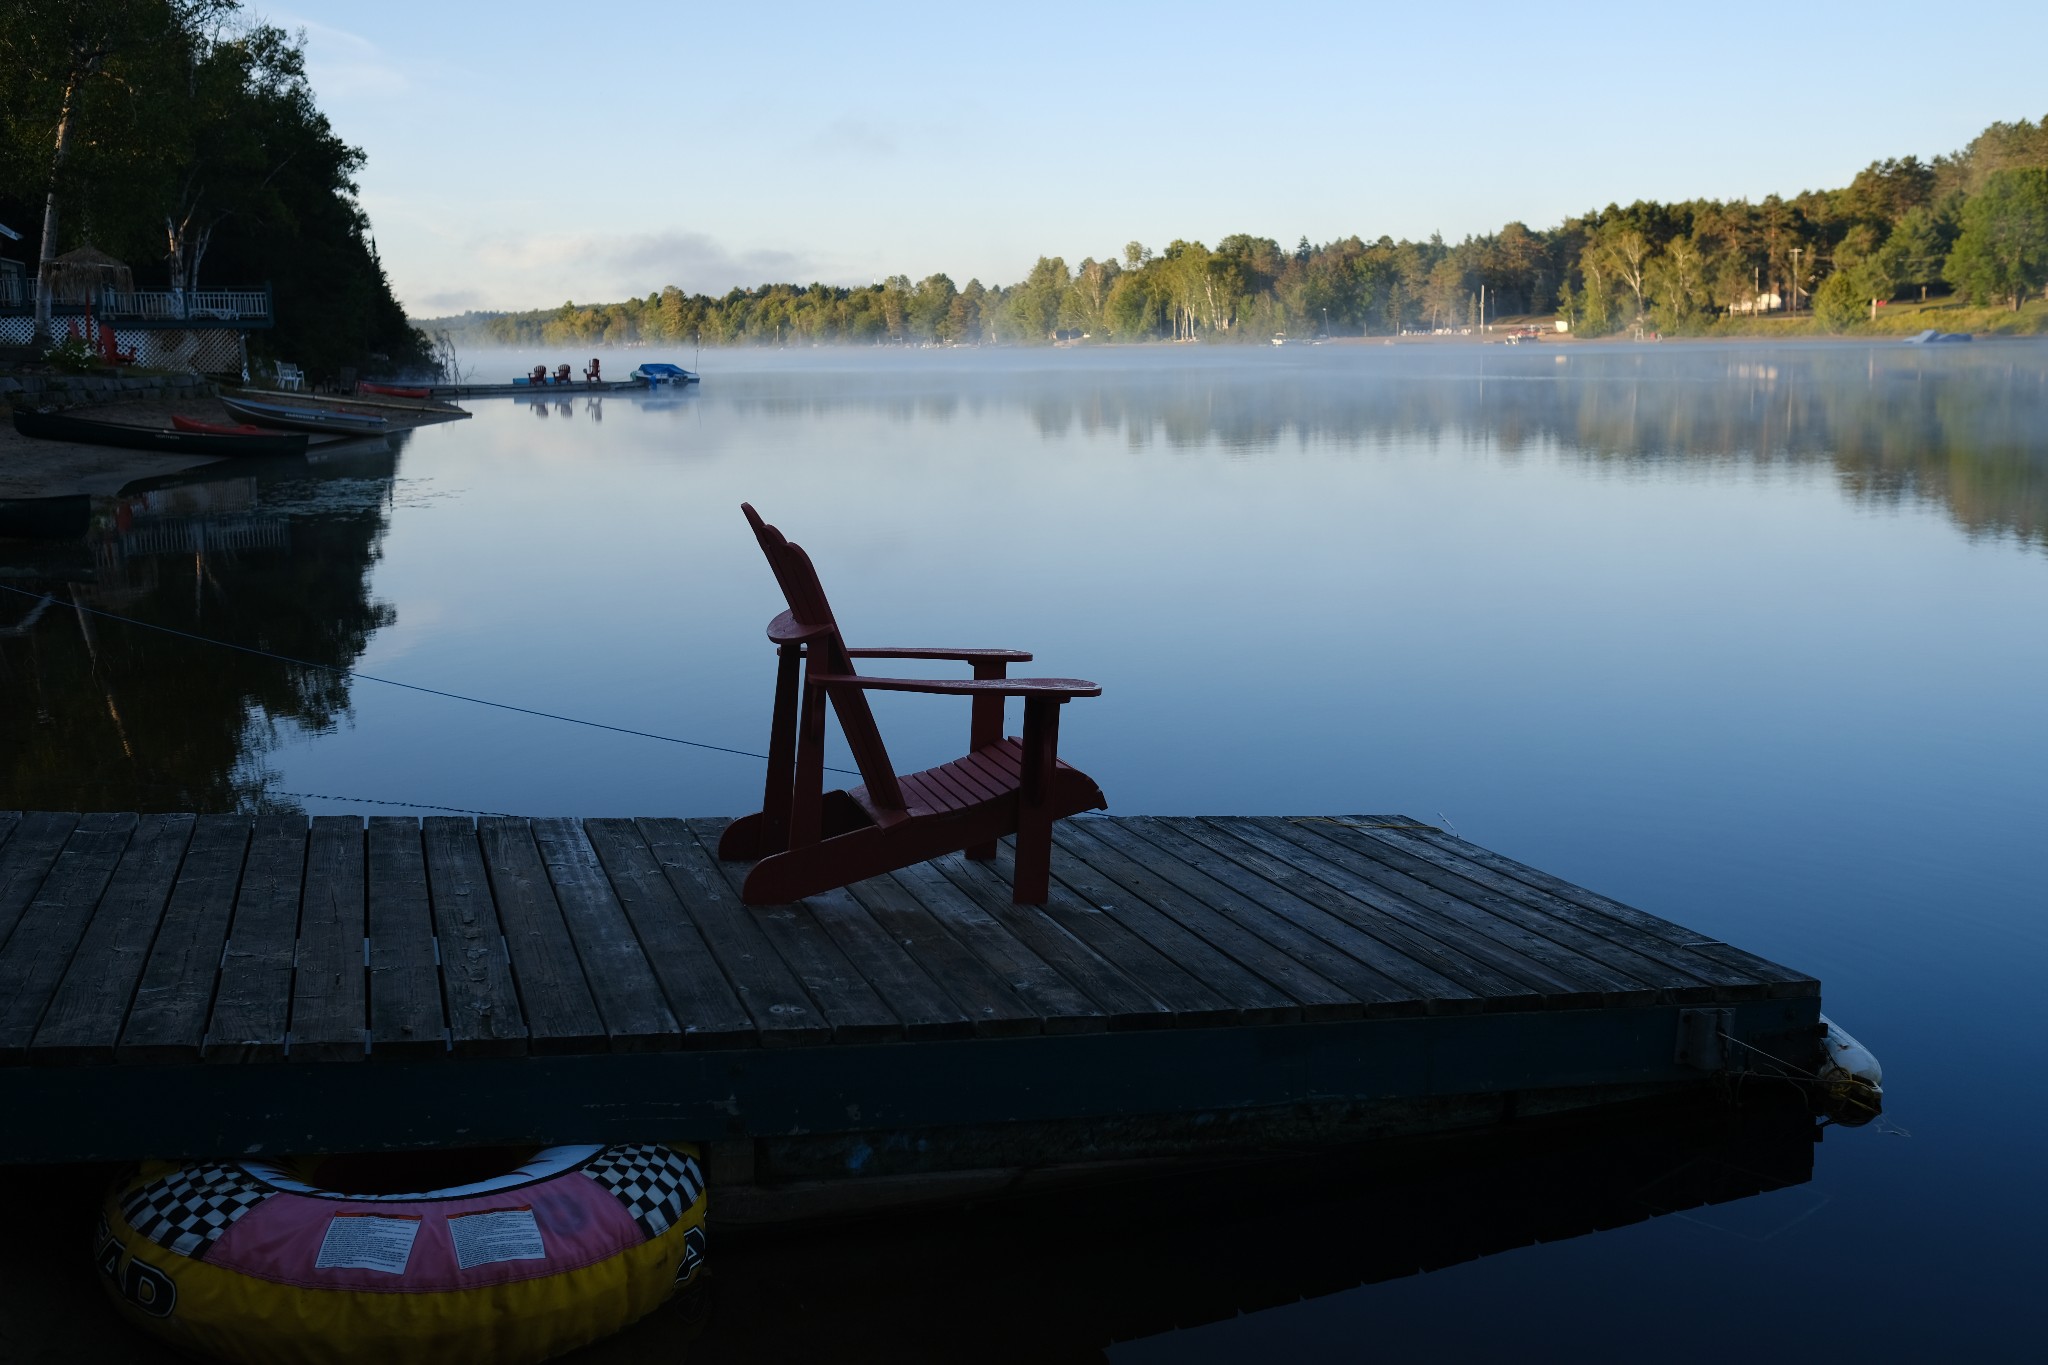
0, 0, 432, 375
434, 116, 2048, 349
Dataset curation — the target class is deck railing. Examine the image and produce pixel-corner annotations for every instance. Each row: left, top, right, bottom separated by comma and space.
0, 282, 272, 326
102, 289, 272, 321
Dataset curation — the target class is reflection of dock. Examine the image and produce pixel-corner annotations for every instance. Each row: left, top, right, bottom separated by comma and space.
700, 1093, 1814, 1350
0, 812, 1823, 1183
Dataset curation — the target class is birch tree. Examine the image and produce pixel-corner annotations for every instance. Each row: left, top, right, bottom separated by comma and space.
1600, 228, 1653, 323
0, 0, 232, 339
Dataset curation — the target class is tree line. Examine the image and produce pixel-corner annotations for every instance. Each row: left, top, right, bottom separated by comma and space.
432, 115, 2048, 348
1, 0, 433, 376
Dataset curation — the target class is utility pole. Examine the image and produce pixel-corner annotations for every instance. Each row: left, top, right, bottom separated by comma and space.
1790, 248, 1802, 314
1479, 284, 1486, 333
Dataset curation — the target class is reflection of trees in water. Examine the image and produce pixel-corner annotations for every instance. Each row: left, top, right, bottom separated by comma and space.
722, 349, 2048, 548
0, 446, 403, 812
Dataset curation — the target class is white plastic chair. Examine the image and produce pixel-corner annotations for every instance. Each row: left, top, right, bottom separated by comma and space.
275, 362, 304, 392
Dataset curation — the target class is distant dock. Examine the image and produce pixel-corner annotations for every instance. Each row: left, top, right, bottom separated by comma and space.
0, 812, 1822, 1190
426, 379, 670, 398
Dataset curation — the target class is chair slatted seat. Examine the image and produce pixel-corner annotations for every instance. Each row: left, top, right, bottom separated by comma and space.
718, 504, 1106, 905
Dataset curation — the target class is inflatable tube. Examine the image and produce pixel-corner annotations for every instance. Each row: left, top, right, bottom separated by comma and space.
95, 1143, 706, 1365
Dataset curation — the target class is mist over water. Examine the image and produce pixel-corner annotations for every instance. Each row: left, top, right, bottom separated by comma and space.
4, 341, 2045, 1359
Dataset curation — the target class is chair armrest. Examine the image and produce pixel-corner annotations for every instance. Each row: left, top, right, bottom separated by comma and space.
843, 647, 1033, 663
765, 610, 836, 645
807, 673, 1100, 699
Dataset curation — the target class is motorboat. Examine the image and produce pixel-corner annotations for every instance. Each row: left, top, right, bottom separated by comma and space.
628, 362, 701, 386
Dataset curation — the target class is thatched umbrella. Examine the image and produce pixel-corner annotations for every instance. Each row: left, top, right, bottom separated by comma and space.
42, 245, 134, 303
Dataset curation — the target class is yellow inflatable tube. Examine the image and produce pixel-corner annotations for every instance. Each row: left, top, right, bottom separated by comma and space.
95, 1143, 706, 1365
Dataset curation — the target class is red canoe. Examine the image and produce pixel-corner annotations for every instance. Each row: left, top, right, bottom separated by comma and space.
358, 381, 431, 399
172, 415, 271, 436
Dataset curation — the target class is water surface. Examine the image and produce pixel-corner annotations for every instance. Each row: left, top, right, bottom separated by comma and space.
3, 341, 2045, 1359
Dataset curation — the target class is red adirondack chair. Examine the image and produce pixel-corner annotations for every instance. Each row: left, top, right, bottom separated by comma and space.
719, 504, 1106, 904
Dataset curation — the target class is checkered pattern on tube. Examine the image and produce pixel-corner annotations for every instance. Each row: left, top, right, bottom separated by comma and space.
118, 1164, 273, 1260
580, 1145, 704, 1240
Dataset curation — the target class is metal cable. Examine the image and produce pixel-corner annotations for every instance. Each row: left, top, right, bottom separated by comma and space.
0, 583, 858, 774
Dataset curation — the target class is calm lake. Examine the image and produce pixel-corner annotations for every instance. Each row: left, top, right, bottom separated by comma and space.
3, 341, 2044, 1360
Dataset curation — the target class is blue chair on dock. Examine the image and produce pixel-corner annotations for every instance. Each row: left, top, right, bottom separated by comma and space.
719, 504, 1107, 905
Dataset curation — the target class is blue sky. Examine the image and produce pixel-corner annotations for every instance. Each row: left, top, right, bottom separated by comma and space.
271, 0, 2048, 317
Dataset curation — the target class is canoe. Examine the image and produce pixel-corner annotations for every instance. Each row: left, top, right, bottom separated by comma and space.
172, 415, 270, 436
220, 395, 388, 434
358, 381, 431, 399
11, 406, 311, 457
0, 493, 90, 540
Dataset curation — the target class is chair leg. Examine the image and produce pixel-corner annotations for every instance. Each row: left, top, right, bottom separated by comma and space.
721, 644, 803, 862
1012, 696, 1061, 903
966, 662, 1006, 861
790, 670, 830, 850
758, 644, 802, 853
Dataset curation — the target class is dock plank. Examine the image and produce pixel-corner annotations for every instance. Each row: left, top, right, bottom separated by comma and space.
206, 816, 309, 1061
119, 816, 252, 1063
367, 818, 446, 1058
954, 842, 1238, 1026
1161, 818, 1535, 1010
801, 885, 979, 1040
583, 819, 754, 1049
31, 814, 194, 1064
838, 874, 1040, 1038
1087, 818, 1433, 1017
1314, 819, 1747, 1001
904, 854, 1162, 1030
531, 818, 680, 1049
1374, 821, 1817, 997
681, 819, 900, 1044
1275, 820, 1677, 1004
1210, 819, 1605, 1007
477, 818, 606, 1054
0, 812, 81, 955
290, 816, 367, 1062
633, 818, 828, 1047
1133, 817, 1484, 1011
0, 814, 139, 1060
1050, 822, 1331, 1022
420, 818, 526, 1057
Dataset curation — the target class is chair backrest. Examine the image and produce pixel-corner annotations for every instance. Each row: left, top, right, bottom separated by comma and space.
741, 504, 903, 811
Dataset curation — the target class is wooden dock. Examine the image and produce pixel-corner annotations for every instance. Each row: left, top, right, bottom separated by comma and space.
426, 379, 656, 398
0, 812, 1821, 1167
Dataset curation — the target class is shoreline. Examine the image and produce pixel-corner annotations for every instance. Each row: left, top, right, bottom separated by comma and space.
1, 385, 467, 501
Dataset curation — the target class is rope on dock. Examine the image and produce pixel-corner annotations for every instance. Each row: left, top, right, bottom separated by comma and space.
265, 790, 527, 817
0, 583, 859, 775
33, 775, 528, 819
